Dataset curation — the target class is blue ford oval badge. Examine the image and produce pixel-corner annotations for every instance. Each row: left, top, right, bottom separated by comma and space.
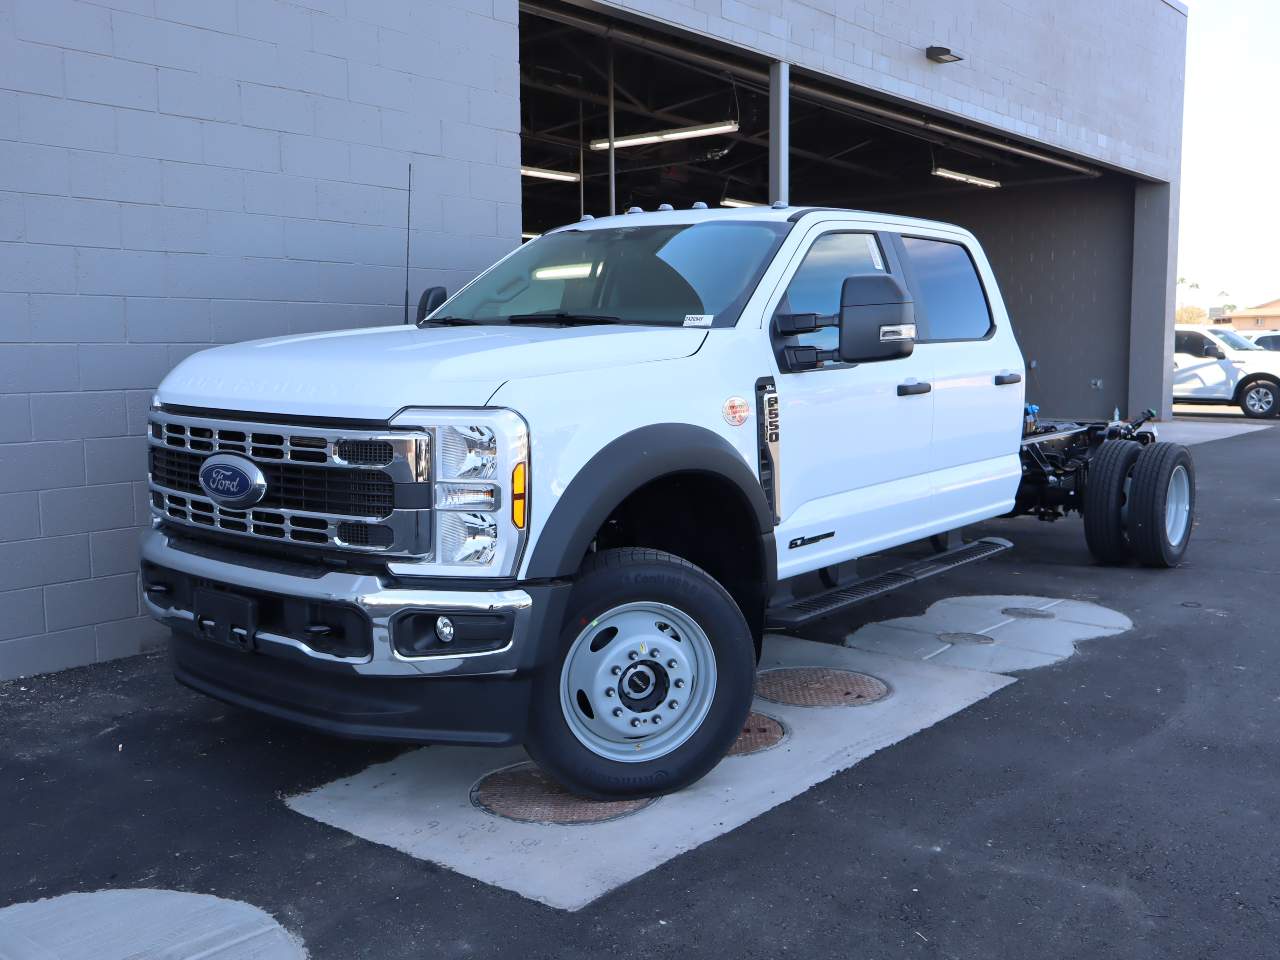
198, 454, 267, 509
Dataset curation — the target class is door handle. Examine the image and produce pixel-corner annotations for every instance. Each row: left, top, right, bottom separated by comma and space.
897, 381, 932, 396
994, 373, 1022, 386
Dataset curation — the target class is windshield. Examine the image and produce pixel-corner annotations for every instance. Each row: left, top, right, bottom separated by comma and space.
432, 221, 790, 328
1213, 329, 1261, 351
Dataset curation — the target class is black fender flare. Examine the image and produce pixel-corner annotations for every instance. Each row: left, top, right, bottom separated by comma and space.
524, 423, 777, 589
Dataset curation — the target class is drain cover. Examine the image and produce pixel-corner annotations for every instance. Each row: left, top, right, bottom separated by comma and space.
728, 712, 785, 756
1001, 606, 1056, 619
938, 631, 995, 645
756, 667, 889, 707
472, 762, 655, 824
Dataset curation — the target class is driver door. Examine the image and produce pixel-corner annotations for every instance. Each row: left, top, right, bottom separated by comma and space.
1173, 330, 1234, 399
770, 227, 938, 580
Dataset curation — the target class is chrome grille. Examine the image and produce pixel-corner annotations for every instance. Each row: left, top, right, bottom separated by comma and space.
147, 409, 430, 556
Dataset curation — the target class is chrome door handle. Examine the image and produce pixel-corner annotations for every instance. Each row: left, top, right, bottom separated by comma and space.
994, 373, 1022, 385
897, 381, 932, 396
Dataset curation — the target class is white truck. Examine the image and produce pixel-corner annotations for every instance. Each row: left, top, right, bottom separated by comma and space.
1173, 324, 1280, 417
142, 205, 1195, 798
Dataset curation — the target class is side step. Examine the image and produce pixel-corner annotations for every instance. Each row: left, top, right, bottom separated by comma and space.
765, 536, 1013, 630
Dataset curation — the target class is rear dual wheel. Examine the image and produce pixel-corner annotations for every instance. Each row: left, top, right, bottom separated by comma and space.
1084, 439, 1194, 567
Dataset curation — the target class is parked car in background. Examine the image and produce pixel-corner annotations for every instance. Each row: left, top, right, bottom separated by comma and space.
1173, 325, 1280, 417
1240, 330, 1280, 351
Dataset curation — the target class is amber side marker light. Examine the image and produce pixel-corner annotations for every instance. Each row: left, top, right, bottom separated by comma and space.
511, 462, 527, 529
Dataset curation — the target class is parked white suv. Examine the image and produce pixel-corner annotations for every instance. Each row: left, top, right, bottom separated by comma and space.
1240, 330, 1280, 351
1173, 324, 1280, 417
142, 206, 1194, 798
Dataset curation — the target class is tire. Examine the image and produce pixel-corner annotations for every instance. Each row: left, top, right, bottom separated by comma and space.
1083, 439, 1141, 564
1238, 379, 1279, 418
525, 547, 755, 799
1127, 442, 1195, 567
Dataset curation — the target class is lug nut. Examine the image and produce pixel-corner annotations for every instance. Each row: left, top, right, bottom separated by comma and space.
630, 718, 641, 727
628, 651, 639, 661
651, 715, 662, 725
604, 688, 615, 698
650, 649, 660, 659
667, 659, 677, 669
612, 708, 623, 718
668, 700, 678, 710
611, 665, 622, 676
674, 679, 685, 689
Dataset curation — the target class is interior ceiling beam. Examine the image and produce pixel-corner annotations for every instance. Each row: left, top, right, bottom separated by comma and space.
520, 75, 895, 180
520, 0, 1100, 178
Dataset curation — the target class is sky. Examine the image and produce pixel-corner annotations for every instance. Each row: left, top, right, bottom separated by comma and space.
1176, 0, 1280, 311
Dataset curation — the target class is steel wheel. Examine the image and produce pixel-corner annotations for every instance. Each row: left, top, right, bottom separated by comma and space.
559, 601, 717, 763
1164, 463, 1191, 545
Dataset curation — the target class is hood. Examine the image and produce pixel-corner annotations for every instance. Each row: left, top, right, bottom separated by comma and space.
158, 323, 707, 421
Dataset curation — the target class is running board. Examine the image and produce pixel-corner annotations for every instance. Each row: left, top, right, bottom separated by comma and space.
766, 537, 1014, 630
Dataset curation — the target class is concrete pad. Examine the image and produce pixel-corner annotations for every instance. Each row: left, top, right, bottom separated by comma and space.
1156, 418, 1270, 446
845, 595, 1131, 672
286, 635, 1012, 912
0, 889, 305, 959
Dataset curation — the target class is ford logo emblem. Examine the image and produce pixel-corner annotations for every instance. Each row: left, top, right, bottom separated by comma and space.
198, 454, 267, 510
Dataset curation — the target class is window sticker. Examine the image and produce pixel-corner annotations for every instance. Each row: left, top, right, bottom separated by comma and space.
866, 235, 884, 271
683, 315, 714, 327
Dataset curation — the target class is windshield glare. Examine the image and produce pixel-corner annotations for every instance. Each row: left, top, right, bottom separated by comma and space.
434, 222, 790, 328
1212, 329, 1260, 351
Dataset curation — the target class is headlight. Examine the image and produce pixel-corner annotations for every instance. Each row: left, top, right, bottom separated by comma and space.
389, 408, 528, 577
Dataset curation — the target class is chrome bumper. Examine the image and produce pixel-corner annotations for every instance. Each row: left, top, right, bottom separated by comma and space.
141, 529, 533, 678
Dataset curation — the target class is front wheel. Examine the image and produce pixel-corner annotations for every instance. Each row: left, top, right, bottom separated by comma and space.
1239, 380, 1279, 419
525, 548, 755, 799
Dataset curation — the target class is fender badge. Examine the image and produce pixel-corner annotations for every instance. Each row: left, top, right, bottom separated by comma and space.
723, 396, 750, 426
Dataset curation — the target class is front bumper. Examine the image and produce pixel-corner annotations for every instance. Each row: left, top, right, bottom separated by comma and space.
141, 529, 572, 743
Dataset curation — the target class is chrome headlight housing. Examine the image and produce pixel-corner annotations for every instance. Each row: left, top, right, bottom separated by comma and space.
388, 408, 529, 578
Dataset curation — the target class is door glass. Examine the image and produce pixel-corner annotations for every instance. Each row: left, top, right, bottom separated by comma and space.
1175, 331, 1207, 356
775, 232, 885, 354
900, 237, 992, 341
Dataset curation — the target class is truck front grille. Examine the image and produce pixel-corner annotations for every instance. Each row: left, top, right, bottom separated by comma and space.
150, 447, 394, 518
147, 409, 430, 556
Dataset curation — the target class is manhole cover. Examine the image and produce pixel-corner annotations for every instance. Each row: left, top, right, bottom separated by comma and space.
728, 711, 785, 756
938, 631, 995, 645
1001, 606, 1056, 619
756, 667, 890, 707
471, 762, 655, 824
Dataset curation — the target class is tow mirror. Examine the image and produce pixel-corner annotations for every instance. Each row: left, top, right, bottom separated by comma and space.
415, 286, 448, 324
837, 273, 916, 364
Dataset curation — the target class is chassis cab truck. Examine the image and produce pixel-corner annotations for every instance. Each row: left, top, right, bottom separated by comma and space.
142, 206, 1195, 798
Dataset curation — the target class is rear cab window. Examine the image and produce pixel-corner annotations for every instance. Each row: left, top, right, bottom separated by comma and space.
896, 235, 993, 341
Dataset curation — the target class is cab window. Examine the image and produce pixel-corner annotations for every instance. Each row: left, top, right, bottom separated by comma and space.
898, 236, 992, 341
1175, 331, 1211, 356
774, 232, 885, 354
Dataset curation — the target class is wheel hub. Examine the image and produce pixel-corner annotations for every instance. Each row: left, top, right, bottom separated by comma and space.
559, 602, 717, 763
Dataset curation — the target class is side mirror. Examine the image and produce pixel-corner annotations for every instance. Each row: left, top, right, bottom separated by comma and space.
838, 273, 916, 363
415, 286, 448, 324
1203, 343, 1225, 359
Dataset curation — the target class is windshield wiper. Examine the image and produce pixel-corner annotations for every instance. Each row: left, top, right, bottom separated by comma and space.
419, 316, 482, 327
506, 312, 622, 326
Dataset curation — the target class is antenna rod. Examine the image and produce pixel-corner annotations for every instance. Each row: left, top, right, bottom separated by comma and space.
403, 162, 413, 325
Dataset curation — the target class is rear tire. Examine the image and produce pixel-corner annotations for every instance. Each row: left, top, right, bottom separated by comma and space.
1239, 379, 1279, 419
525, 547, 755, 799
1083, 439, 1141, 563
1127, 442, 1195, 567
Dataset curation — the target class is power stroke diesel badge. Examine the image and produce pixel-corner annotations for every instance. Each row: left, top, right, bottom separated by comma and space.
198, 453, 267, 510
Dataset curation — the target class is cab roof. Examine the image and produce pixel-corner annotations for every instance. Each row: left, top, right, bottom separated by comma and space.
543, 204, 969, 236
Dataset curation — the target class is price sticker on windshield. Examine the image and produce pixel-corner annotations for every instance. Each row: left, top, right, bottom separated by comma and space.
683, 315, 714, 327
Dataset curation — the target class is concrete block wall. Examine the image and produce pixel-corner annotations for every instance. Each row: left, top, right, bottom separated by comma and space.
598, 0, 1188, 183
0, 0, 521, 679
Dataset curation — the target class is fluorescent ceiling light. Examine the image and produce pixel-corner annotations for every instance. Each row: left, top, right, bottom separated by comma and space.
533, 263, 592, 280
932, 166, 1001, 189
520, 232, 542, 241
589, 120, 739, 151
720, 198, 760, 208
520, 166, 581, 183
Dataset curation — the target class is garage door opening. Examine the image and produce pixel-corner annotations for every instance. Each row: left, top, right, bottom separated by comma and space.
518, 1, 1146, 418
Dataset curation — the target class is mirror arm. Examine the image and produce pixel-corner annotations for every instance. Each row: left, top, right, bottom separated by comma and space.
783, 345, 840, 371
774, 312, 839, 335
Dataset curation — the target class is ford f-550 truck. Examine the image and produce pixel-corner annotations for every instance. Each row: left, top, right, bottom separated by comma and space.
141, 205, 1195, 798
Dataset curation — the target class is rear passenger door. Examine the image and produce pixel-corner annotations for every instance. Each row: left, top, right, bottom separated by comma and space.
893, 233, 1025, 528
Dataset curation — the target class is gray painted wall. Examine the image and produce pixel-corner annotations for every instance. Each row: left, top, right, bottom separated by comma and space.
0, 0, 520, 679
593, 0, 1188, 182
